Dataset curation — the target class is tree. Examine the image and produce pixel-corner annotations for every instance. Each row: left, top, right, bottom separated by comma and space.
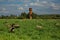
27, 12, 38, 19
1, 15, 5, 19
20, 12, 27, 19
32, 12, 37, 19
9, 14, 17, 19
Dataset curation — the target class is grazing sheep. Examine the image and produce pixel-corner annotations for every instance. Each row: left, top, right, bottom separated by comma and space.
9, 23, 20, 32
14, 24, 20, 28
36, 25, 43, 30
10, 24, 15, 32
55, 23, 60, 27
4, 22, 20, 32
56, 23, 60, 25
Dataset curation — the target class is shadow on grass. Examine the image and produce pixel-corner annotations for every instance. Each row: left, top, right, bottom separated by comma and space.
51, 35, 60, 40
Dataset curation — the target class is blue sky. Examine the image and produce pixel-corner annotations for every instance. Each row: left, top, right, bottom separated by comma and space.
0, 0, 60, 15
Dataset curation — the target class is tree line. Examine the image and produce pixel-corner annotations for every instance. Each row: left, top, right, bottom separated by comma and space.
0, 12, 60, 19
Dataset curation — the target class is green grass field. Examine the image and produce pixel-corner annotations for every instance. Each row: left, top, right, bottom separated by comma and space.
0, 19, 60, 40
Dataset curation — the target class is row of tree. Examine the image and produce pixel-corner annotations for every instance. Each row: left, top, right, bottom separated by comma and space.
0, 12, 60, 19
0, 12, 38, 19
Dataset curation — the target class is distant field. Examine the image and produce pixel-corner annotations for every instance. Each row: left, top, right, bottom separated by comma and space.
0, 19, 60, 40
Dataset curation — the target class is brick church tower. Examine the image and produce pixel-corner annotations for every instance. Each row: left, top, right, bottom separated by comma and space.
29, 8, 32, 19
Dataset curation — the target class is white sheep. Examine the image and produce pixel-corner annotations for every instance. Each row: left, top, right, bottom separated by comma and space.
36, 25, 43, 30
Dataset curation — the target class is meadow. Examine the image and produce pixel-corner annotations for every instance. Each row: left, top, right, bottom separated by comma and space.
0, 19, 60, 40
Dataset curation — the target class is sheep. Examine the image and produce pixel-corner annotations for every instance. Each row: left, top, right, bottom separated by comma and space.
14, 24, 20, 28
10, 24, 15, 32
36, 25, 43, 30
55, 23, 60, 26
9, 23, 20, 32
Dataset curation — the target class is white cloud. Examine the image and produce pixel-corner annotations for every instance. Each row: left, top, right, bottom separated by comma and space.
30, 1, 49, 7
30, 2, 44, 6
51, 3, 60, 10
37, 0, 40, 2
17, 0, 30, 2
29, 0, 60, 10
24, 4, 28, 7
6, 4, 20, 6
24, 0, 30, 2
0, 0, 5, 2
18, 7, 24, 10
7, 0, 15, 2
2, 8, 6, 11
0, 8, 9, 13
30, 2, 37, 6
0, 11, 9, 13
41, 1, 48, 4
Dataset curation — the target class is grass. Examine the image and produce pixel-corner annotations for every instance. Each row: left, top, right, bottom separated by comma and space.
0, 19, 60, 40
